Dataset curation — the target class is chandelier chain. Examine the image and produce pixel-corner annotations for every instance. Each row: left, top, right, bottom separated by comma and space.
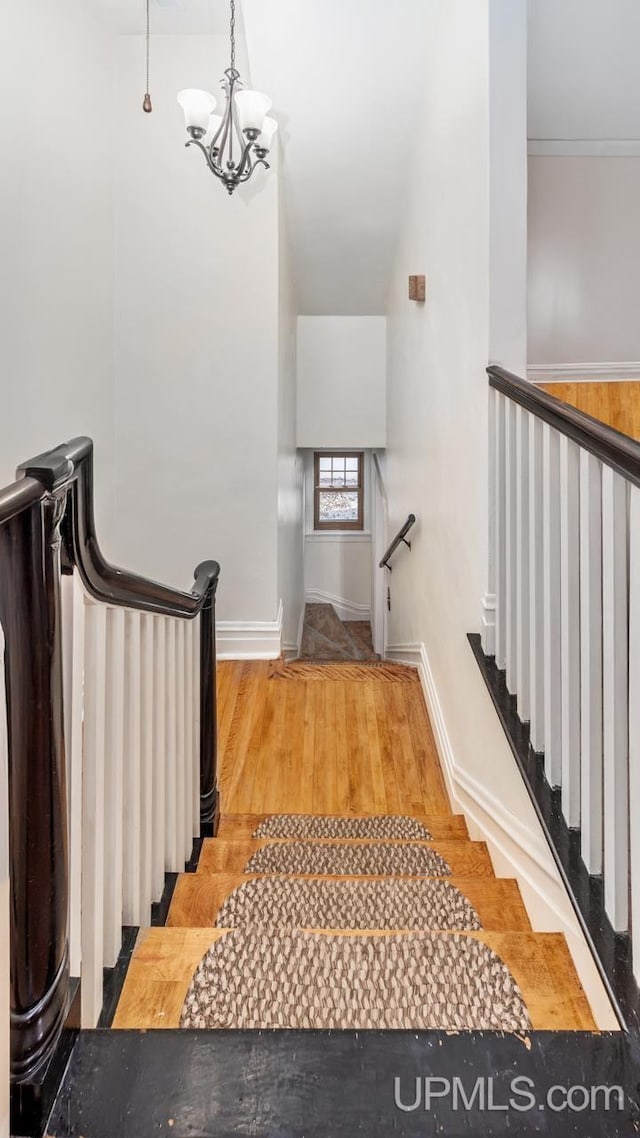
146, 0, 150, 90
230, 0, 236, 71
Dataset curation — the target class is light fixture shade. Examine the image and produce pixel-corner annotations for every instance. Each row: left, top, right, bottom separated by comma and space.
204, 113, 224, 147
177, 89, 217, 131
234, 90, 272, 133
257, 116, 278, 151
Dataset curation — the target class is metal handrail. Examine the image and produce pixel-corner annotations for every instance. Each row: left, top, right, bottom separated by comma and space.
379, 514, 416, 570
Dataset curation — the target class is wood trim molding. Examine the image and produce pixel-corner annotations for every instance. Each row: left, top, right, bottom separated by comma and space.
529, 139, 640, 157
528, 363, 640, 383
216, 600, 283, 661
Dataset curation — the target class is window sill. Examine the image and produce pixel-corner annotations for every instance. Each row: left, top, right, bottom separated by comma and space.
305, 531, 372, 544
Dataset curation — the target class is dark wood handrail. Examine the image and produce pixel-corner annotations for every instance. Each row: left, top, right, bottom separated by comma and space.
488, 365, 640, 487
379, 514, 416, 571
18, 437, 220, 617
1, 436, 221, 1094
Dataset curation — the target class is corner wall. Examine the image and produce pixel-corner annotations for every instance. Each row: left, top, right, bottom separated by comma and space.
384, 0, 615, 1027
0, 0, 116, 540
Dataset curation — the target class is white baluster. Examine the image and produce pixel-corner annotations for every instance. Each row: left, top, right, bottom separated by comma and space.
184, 619, 195, 851
602, 467, 629, 932
192, 617, 201, 836
494, 392, 507, 670
176, 620, 187, 863
482, 387, 497, 657
139, 614, 155, 921
60, 573, 85, 977
165, 620, 178, 870
560, 435, 581, 827
0, 630, 9, 1138
580, 451, 603, 874
505, 399, 518, 693
516, 405, 530, 721
542, 424, 562, 786
528, 415, 545, 752
152, 618, 167, 899
81, 602, 107, 1027
103, 608, 125, 968
122, 610, 142, 923
629, 484, 640, 978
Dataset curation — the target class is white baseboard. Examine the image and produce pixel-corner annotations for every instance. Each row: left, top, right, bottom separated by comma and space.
528, 362, 640, 383
385, 639, 618, 1028
480, 592, 496, 657
216, 600, 283, 661
304, 589, 371, 623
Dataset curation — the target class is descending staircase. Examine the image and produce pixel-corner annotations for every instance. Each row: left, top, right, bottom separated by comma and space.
113, 810, 595, 1032
299, 602, 379, 661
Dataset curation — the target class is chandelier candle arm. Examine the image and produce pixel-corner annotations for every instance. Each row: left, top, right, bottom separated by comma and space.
176, 0, 277, 196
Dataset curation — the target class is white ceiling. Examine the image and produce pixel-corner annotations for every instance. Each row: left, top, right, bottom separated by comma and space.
90, 0, 241, 36
242, 0, 434, 315
528, 0, 640, 140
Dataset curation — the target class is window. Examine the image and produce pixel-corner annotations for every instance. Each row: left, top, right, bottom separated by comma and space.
314, 451, 364, 531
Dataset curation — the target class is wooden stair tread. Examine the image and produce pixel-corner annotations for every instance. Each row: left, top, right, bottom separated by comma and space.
112, 926, 595, 1032
196, 838, 494, 878
168, 872, 531, 931
217, 812, 469, 841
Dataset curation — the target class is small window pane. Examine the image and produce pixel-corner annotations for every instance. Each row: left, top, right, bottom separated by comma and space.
345, 471, 358, 487
319, 457, 332, 472
345, 458, 358, 472
318, 491, 359, 522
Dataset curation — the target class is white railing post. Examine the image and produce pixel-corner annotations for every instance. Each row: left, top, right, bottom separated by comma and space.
494, 392, 507, 670
60, 573, 85, 979
192, 618, 201, 835
482, 388, 497, 656
165, 619, 178, 870
516, 405, 530, 721
103, 607, 125, 969
81, 602, 107, 1027
505, 399, 518, 693
559, 435, 581, 828
580, 451, 603, 874
184, 619, 195, 852
176, 620, 188, 863
528, 414, 545, 752
542, 424, 562, 787
152, 618, 167, 899
0, 631, 9, 1138
629, 484, 640, 979
140, 614, 155, 919
122, 611, 142, 924
602, 466, 629, 933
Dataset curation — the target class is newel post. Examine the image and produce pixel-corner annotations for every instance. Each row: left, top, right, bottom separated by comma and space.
196, 562, 220, 831
0, 459, 73, 1085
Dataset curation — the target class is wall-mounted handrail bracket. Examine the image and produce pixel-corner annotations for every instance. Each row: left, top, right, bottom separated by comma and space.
379, 514, 416, 571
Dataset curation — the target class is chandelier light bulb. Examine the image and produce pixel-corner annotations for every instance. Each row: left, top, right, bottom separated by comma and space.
177, 89, 217, 135
234, 90, 272, 135
256, 116, 278, 153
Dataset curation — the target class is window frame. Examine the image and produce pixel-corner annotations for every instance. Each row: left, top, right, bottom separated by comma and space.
313, 450, 365, 532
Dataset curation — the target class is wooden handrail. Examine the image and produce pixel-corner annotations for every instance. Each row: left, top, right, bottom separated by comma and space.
0, 437, 221, 1090
488, 365, 640, 486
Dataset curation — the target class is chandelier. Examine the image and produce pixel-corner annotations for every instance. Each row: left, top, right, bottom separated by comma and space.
177, 0, 277, 196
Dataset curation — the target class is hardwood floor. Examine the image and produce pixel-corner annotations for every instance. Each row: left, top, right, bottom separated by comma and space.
217, 660, 450, 816
113, 659, 597, 1035
538, 379, 640, 440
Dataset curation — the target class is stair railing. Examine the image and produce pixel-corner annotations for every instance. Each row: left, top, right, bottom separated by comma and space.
0, 438, 220, 1108
379, 514, 416, 571
480, 364, 640, 1026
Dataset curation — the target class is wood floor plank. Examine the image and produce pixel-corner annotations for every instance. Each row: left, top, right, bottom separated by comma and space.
538, 380, 640, 441
216, 814, 469, 842
113, 927, 594, 1032
167, 872, 531, 932
196, 838, 495, 878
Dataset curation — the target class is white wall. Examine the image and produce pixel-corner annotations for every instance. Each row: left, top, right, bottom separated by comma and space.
0, 0, 116, 539
528, 157, 640, 365
278, 178, 305, 651
297, 317, 386, 448
111, 34, 282, 624
384, 0, 614, 1025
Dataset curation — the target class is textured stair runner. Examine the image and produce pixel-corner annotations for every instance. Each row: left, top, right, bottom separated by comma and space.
181, 929, 531, 1031
245, 840, 452, 877
178, 812, 535, 1034
215, 876, 482, 931
253, 814, 433, 840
